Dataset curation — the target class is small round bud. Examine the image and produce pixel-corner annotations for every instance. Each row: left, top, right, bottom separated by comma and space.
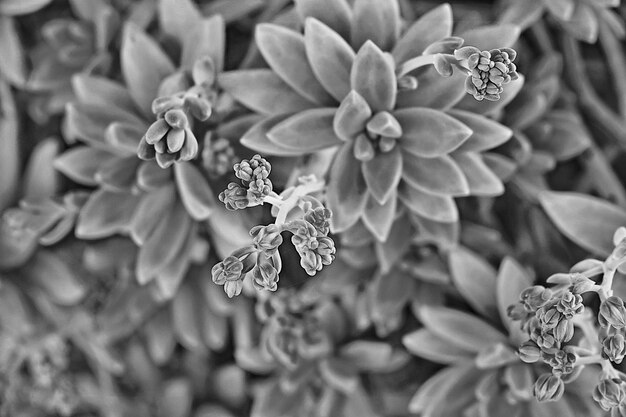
534, 374, 564, 402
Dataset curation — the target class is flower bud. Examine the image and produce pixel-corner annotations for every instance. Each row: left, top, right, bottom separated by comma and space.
520, 285, 551, 312
219, 183, 249, 211
553, 318, 574, 343
211, 256, 244, 285
600, 296, 626, 329
224, 279, 243, 298
518, 340, 541, 363
534, 374, 564, 402
603, 333, 626, 364
593, 378, 625, 411
304, 207, 332, 236
555, 291, 584, 318
250, 224, 283, 256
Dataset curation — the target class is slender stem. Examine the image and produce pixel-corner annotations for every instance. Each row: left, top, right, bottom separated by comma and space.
581, 145, 626, 209
599, 23, 626, 119
396, 54, 437, 77
576, 354, 604, 366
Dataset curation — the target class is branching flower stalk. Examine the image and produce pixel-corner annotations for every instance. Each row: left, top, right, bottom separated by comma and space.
212, 155, 336, 297
509, 227, 626, 412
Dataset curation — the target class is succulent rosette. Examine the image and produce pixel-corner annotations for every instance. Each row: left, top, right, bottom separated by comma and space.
221, 0, 522, 247
403, 247, 604, 416
54, 0, 243, 299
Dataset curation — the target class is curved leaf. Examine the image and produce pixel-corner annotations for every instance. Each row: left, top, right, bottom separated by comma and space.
22, 250, 85, 305
76, 190, 141, 239
408, 364, 476, 414
240, 115, 304, 156
411, 213, 460, 250
396, 67, 466, 110
362, 191, 396, 242
144, 309, 176, 364
174, 163, 216, 220
392, 4, 453, 63
95, 156, 141, 191
333, 90, 371, 141
0, 80, 18, 211
459, 24, 521, 50
157, 378, 193, 417
539, 191, 626, 256
403, 328, 473, 364
22, 138, 60, 200
497, 257, 533, 343
294, 0, 352, 39
159, 0, 201, 45
304, 18, 355, 102
560, 4, 598, 43
351, 0, 400, 51
448, 246, 499, 319
362, 146, 402, 204
172, 281, 205, 352
219, 69, 316, 116
327, 143, 369, 232
351, 41, 396, 112
0, 16, 26, 86
402, 153, 469, 196
447, 110, 513, 152
399, 182, 458, 223
130, 184, 176, 245
121, 23, 176, 116
418, 305, 507, 352
452, 152, 504, 196
0, 0, 52, 15
181, 15, 225, 71
267, 108, 342, 152
256, 24, 334, 105
396, 108, 472, 157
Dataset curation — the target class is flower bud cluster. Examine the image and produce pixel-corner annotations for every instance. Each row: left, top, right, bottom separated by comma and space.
137, 56, 219, 168
285, 209, 335, 277
454, 46, 518, 101
202, 133, 237, 178
219, 154, 273, 210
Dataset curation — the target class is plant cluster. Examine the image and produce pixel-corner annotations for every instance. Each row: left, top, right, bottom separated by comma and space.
1, 0, 626, 416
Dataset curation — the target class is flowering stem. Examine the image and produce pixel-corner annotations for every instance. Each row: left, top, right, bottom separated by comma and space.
599, 265, 617, 301
576, 354, 604, 366
599, 23, 626, 119
273, 178, 326, 226
396, 54, 437, 77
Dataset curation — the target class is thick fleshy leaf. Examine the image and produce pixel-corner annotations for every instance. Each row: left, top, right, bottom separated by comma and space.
362, 191, 397, 242
144, 309, 176, 364
408, 364, 476, 414
72, 75, 136, 113
402, 153, 470, 196
0, 16, 26, 86
267, 108, 342, 152
304, 18, 355, 102
396, 67, 466, 110
240, 115, 304, 156
22, 251, 85, 305
158, 0, 201, 45
455, 74, 525, 115
181, 15, 225, 71
96, 156, 141, 191
350, 41, 396, 112
418, 305, 507, 352
256, 24, 334, 105
339, 340, 403, 371
130, 184, 176, 245
251, 381, 315, 417
333, 90, 371, 141
0, 80, 18, 211
452, 152, 504, 196
219, 70, 316, 116
399, 182, 458, 223
0, 0, 52, 15
497, 257, 533, 343
560, 4, 598, 43
105, 122, 145, 155
374, 215, 415, 273
403, 328, 474, 364
448, 246, 499, 319
351, 0, 400, 51
327, 143, 369, 232
395, 108, 472, 157
76, 190, 141, 239
121, 23, 176, 116
362, 147, 402, 204
503, 364, 534, 400
475, 343, 518, 369
136, 161, 173, 191
483, 153, 517, 181
368, 267, 416, 335
136, 201, 192, 284
172, 281, 205, 351
411, 213, 460, 250
392, 4, 453, 63
447, 110, 513, 152
544, 0, 575, 20
294, 0, 351, 39
207, 205, 252, 259
157, 378, 193, 417
459, 24, 521, 50
174, 163, 216, 220
22, 138, 60, 200
539, 191, 626, 256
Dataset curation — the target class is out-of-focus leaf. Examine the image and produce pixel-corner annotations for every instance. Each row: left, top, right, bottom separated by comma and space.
560, 4, 598, 43
144, 309, 177, 365
0, 79, 18, 211
448, 246, 498, 319
121, 23, 175, 116
539, 191, 626, 256
182, 15, 225, 72
207, 205, 252, 258
240, 115, 304, 156
203, 0, 264, 23
392, 4, 453, 63
459, 24, 521, 50
482, 153, 517, 181
76, 189, 141, 239
22, 138, 60, 200
408, 364, 476, 414
396, 108, 472, 157
327, 143, 369, 232
475, 343, 518, 369
319, 358, 359, 393
72, 74, 137, 112
447, 110, 513, 153
172, 281, 205, 352
362, 146, 402, 204
0, 212, 39, 269
159, 0, 201, 45
369, 267, 415, 335
0, 281, 32, 334
0, 0, 52, 15
157, 378, 193, 417
497, 257, 533, 342
403, 328, 473, 364
304, 18, 355, 102
294, 0, 351, 39
544, 0, 575, 21
399, 182, 458, 222
351, 0, 400, 51
503, 364, 534, 401
256, 24, 334, 105
174, 163, 216, 220
418, 305, 507, 352
452, 152, 504, 196
267, 108, 342, 152
0, 16, 26, 86
455, 75, 525, 115
402, 153, 469, 196
498, 0, 544, 29
136, 200, 191, 284
96, 156, 141, 191
105, 122, 145, 155
219, 70, 316, 116
136, 160, 173, 191
251, 380, 314, 417
54, 146, 117, 186
22, 250, 85, 305
411, 213, 460, 249
350, 41, 396, 112
339, 340, 398, 371
362, 192, 396, 242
